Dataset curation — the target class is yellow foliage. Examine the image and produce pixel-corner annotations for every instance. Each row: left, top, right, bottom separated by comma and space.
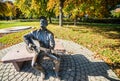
47, 0, 58, 11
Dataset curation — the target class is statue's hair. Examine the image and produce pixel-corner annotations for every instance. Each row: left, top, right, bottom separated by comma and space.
40, 16, 48, 27
40, 16, 47, 20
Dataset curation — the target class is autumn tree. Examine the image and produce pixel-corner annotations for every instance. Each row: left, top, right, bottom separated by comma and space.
47, 0, 65, 26
93, 0, 120, 18
0, 1, 16, 20
15, 0, 48, 18
15, 7, 23, 19
15, 0, 54, 23
0, 1, 9, 16
63, 0, 90, 25
15, 0, 34, 18
63, 0, 120, 25
6, 1, 16, 20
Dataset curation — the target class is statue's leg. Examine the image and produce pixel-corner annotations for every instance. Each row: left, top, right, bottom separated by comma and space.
31, 52, 45, 79
46, 53, 60, 78
33, 64, 45, 79
53, 58, 60, 78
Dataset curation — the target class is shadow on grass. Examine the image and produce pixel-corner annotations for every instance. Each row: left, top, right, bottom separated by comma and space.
90, 23, 120, 38
64, 23, 120, 39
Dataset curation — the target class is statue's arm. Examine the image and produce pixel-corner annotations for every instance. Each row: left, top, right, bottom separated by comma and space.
23, 31, 37, 46
23, 31, 39, 67
49, 33, 55, 49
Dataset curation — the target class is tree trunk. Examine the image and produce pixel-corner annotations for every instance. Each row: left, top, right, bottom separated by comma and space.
49, 16, 52, 23
3, 14, 7, 20
59, 1, 63, 27
9, 16, 12, 20
74, 15, 77, 26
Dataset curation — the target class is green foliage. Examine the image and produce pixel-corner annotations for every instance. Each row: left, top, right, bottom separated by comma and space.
1, 0, 120, 21
15, 0, 52, 18
111, 10, 120, 18
15, 0, 33, 18
63, 0, 120, 19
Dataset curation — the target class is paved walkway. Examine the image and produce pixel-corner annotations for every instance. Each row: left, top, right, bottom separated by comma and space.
0, 39, 120, 81
0, 26, 32, 34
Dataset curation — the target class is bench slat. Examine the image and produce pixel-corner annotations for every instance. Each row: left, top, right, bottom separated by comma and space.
1, 45, 34, 63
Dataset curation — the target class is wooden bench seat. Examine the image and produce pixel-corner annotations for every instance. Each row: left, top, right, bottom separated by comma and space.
1, 39, 66, 71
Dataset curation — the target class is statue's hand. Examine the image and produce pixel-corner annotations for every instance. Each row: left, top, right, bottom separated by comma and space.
29, 44, 36, 50
46, 49, 51, 53
28, 44, 40, 54
44, 48, 51, 53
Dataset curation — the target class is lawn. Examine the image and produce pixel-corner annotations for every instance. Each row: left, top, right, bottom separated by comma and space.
0, 21, 120, 77
0, 20, 40, 29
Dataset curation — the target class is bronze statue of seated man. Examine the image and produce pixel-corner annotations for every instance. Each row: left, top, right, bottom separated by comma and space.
23, 16, 60, 79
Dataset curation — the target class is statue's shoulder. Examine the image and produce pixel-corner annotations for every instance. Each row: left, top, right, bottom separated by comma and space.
31, 29, 39, 33
46, 29, 54, 35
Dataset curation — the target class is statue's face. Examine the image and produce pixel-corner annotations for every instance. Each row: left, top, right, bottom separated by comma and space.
41, 26, 46, 30
40, 19, 47, 28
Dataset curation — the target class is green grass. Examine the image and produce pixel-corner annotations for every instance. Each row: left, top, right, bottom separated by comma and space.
0, 21, 39, 29
0, 21, 120, 77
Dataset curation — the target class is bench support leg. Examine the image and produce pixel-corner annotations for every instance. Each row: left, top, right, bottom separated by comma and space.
12, 62, 23, 71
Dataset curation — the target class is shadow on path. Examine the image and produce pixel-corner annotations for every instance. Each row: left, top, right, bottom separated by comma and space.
21, 54, 119, 81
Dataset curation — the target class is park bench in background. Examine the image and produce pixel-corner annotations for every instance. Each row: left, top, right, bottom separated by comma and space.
1, 39, 66, 71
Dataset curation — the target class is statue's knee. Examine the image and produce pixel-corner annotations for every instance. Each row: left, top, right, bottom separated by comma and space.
56, 58, 60, 63
31, 62, 37, 68
57, 58, 60, 62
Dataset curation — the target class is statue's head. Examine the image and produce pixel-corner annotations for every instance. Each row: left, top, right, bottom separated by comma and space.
40, 16, 48, 29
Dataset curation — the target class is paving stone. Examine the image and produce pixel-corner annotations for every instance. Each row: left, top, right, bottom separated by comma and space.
10, 78, 17, 81
37, 77, 43, 81
31, 74, 37, 79
2, 75, 9, 81
9, 71, 15, 76
0, 77, 2, 81
22, 78, 28, 81
32, 78, 38, 81
54, 78, 61, 81
0, 72, 3, 76
64, 74, 70, 79
89, 76, 97, 81
34, 71, 41, 76
8, 75, 15, 80
15, 74, 22, 79
17, 76, 24, 81
27, 73, 33, 78
75, 75, 81, 81
4, 69, 10, 73
49, 76, 55, 81
3, 72, 9, 77
67, 76, 74, 81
